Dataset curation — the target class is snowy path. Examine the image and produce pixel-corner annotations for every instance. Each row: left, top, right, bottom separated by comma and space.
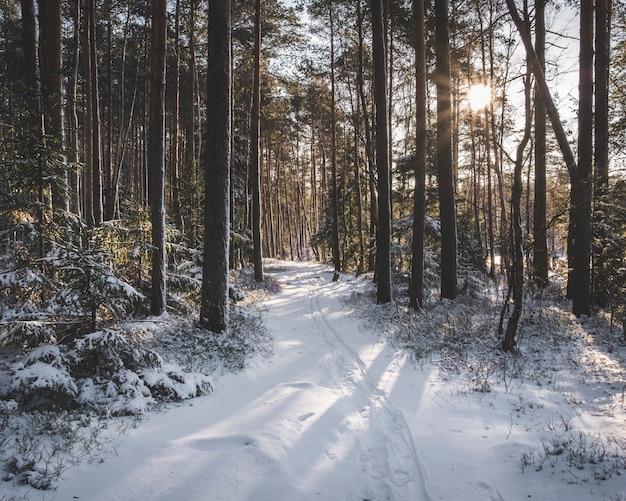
51, 260, 431, 501
7, 260, 624, 500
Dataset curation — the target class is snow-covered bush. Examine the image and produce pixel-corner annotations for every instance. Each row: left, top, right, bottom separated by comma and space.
0, 328, 212, 414
0, 345, 77, 410
70, 329, 211, 414
45, 244, 144, 329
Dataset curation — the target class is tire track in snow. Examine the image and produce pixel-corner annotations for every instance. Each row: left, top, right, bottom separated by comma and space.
302, 276, 431, 501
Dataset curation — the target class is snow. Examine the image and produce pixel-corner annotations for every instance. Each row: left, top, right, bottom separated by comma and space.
1, 260, 625, 500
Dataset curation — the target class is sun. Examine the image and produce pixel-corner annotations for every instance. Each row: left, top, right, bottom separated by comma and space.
467, 84, 491, 111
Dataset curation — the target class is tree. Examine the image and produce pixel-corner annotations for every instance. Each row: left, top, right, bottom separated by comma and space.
148, 0, 167, 316
20, 0, 44, 260
201, 0, 232, 333
328, 0, 341, 278
251, 0, 264, 282
533, 0, 548, 287
502, 56, 532, 352
409, 0, 426, 310
435, 0, 457, 300
593, 0, 611, 307
171, 0, 184, 234
504, 0, 588, 316
39, 0, 67, 212
570, 0, 594, 316
85, 0, 103, 227
372, 0, 392, 304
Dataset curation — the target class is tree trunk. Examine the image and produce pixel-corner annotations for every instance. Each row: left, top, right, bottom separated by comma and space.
356, 0, 378, 273
371, 0, 392, 304
502, 61, 532, 352
39, 0, 67, 212
504, 0, 588, 316
185, 0, 198, 245
570, 0, 594, 316
201, 0, 231, 333
593, 0, 611, 307
69, 0, 81, 217
533, 0, 548, 287
329, 2, 341, 276
104, 1, 113, 220
251, 0, 264, 282
85, 0, 103, 226
20, 0, 44, 260
435, 0, 457, 299
410, 0, 426, 310
148, 0, 167, 316
172, 0, 184, 234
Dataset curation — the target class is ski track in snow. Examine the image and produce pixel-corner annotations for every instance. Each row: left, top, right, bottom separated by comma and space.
302, 276, 429, 501
41, 261, 433, 501
4, 260, 624, 501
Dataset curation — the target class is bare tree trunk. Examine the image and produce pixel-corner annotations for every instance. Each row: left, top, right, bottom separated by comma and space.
186, 0, 198, 245
251, 0, 263, 281
148, 0, 167, 316
435, 0, 457, 299
69, 0, 81, 216
201, 0, 231, 333
329, 1, 341, 277
356, 0, 378, 273
533, 0, 548, 287
39, 0, 67, 212
20, 0, 44, 260
104, 0, 113, 220
410, 0, 426, 309
570, 0, 594, 316
372, 0, 392, 303
171, 0, 184, 233
85, 0, 103, 226
504, 0, 590, 316
593, 0, 611, 307
502, 59, 532, 352
83, 0, 94, 226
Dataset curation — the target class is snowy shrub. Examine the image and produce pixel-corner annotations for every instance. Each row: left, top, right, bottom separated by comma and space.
521, 430, 626, 483
44, 244, 144, 330
0, 345, 77, 410
0, 405, 135, 490
143, 306, 273, 376
0, 328, 212, 414
69, 329, 211, 414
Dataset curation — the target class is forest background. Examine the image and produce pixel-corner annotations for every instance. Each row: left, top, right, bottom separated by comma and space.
1, 0, 626, 455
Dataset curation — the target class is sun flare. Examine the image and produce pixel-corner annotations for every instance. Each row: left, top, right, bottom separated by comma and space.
468, 84, 491, 111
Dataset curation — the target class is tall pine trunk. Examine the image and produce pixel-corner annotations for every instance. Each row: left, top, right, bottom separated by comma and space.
85, 0, 103, 226
435, 0, 457, 299
251, 0, 264, 282
570, 0, 594, 316
39, 0, 67, 212
593, 0, 611, 307
410, 0, 426, 309
533, 0, 548, 286
329, 2, 341, 277
148, 0, 167, 316
372, 0, 392, 304
201, 0, 231, 333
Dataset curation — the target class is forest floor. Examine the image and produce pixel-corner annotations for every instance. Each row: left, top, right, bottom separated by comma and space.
1, 259, 626, 500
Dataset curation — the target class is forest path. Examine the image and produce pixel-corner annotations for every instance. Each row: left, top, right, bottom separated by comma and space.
52, 260, 432, 501
261, 260, 432, 500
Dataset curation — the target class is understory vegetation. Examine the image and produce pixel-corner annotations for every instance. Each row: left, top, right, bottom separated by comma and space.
349, 266, 626, 488
0, 209, 274, 490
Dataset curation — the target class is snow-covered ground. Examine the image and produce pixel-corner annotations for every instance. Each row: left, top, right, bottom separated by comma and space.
1, 260, 625, 500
